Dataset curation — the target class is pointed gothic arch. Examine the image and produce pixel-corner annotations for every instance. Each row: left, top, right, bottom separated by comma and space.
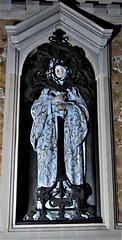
16, 29, 101, 223
1, 1, 120, 239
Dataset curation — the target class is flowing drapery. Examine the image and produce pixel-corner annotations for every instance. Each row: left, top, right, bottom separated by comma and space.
30, 87, 89, 189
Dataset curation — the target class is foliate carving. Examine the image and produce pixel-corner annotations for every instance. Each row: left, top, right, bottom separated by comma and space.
25, 29, 95, 104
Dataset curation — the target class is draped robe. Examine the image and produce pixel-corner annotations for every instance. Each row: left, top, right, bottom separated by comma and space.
30, 87, 89, 191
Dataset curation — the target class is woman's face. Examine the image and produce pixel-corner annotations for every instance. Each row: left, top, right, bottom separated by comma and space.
55, 65, 65, 79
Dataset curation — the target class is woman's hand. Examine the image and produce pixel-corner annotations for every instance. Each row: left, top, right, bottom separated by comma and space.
51, 94, 65, 104
54, 103, 68, 112
51, 94, 67, 112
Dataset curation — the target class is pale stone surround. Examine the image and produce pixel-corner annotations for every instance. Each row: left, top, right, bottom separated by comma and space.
0, 0, 120, 240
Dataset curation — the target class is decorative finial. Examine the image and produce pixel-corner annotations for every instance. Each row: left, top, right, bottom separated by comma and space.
49, 29, 69, 43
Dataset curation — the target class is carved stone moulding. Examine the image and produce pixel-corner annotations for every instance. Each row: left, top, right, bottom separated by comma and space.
0, 1, 121, 239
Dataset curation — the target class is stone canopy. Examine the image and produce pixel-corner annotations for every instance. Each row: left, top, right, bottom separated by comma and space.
0, 1, 121, 239
5, 1, 119, 77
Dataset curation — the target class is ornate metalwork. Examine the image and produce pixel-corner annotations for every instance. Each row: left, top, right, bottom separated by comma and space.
25, 29, 95, 105
23, 29, 99, 223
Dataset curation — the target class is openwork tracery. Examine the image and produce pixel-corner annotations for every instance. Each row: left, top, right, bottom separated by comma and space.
25, 29, 95, 104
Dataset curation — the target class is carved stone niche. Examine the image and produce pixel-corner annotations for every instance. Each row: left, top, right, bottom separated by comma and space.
0, 1, 121, 240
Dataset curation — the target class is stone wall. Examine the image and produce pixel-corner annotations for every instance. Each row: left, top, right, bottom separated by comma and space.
0, 19, 121, 222
112, 29, 122, 222
0, 19, 15, 184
